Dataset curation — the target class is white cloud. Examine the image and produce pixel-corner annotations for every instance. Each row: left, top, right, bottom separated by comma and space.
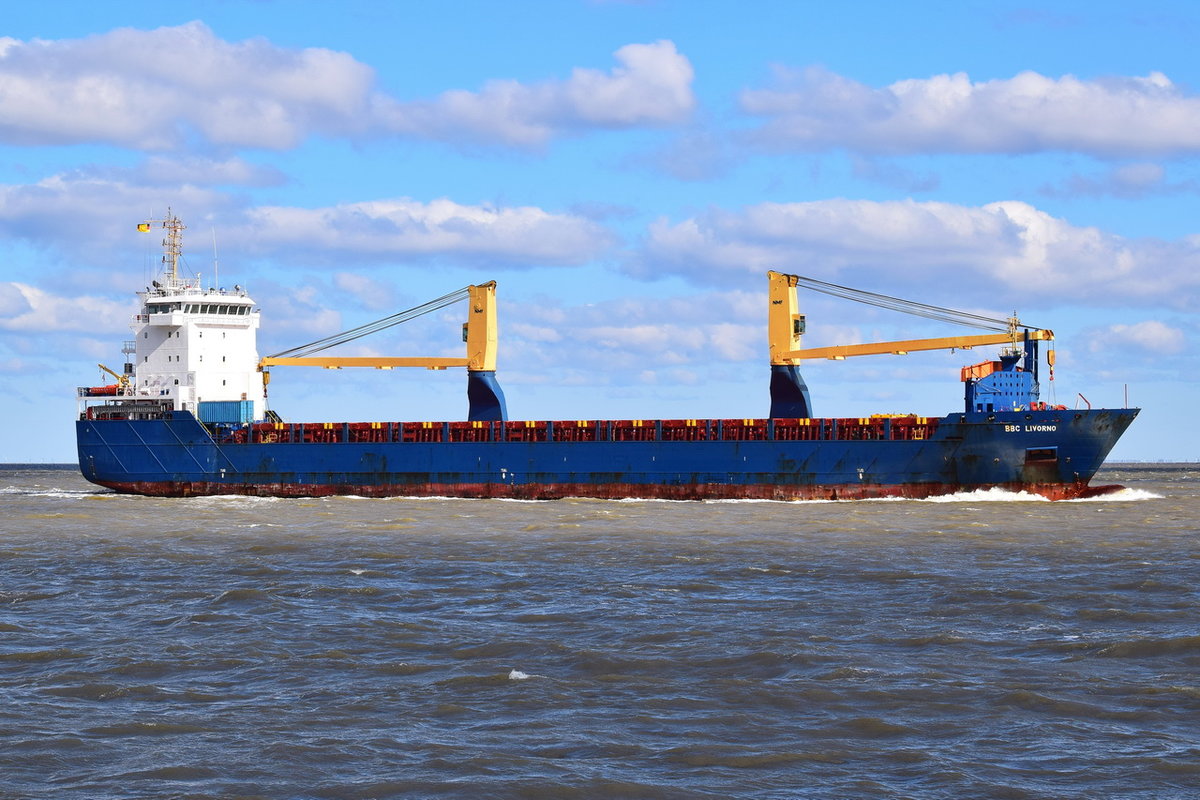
636, 199, 1018, 281
44, 156, 286, 188
0, 22, 376, 149
332, 272, 397, 312
255, 282, 342, 353
0, 173, 612, 269
635, 199, 1200, 311
507, 322, 563, 343
0, 282, 31, 317
0, 24, 693, 151
235, 198, 614, 266
374, 40, 694, 147
0, 282, 131, 333
134, 156, 287, 187
0, 173, 229, 254
740, 66, 1200, 157
502, 291, 761, 375
567, 41, 694, 125
1086, 320, 1187, 355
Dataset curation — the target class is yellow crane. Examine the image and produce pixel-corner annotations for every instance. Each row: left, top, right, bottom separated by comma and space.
258, 282, 498, 373
257, 281, 506, 421
766, 271, 1059, 418
767, 270, 1054, 363
96, 363, 130, 391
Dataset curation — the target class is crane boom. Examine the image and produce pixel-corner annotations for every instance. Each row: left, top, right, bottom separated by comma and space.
765, 271, 1058, 418
768, 271, 1053, 361
257, 282, 498, 372
256, 282, 506, 421
260, 356, 470, 370
97, 363, 130, 388
786, 329, 1054, 361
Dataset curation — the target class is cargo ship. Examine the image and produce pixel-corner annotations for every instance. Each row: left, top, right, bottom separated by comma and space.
76, 213, 1138, 500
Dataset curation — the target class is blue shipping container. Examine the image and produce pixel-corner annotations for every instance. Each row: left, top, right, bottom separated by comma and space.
197, 400, 254, 424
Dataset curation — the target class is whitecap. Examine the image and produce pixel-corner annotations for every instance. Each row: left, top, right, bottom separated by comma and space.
918, 488, 1050, 503
1064, 488, 1163, 502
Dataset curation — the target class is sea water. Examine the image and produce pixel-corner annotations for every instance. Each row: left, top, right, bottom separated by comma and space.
1, 465, 1196, 799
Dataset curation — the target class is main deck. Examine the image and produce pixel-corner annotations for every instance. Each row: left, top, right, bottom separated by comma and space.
199, 415, 942, 445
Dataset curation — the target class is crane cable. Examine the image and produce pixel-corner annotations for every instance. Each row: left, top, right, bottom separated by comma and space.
792, 275, 1040, 333
266, 286, 471, 360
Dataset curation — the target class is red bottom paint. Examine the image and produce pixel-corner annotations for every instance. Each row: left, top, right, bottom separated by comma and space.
98, 480, 1126, 501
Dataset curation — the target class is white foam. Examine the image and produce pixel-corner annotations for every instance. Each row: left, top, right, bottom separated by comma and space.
580, 496, 836, 505
918, 487, 1051, 503
912, 486, 1163, 503
1064, 487, 1162, 502
507, 669, 531, 681
182, 495, 284, 505
707, 497, 838, 505
1, 486, 102, 498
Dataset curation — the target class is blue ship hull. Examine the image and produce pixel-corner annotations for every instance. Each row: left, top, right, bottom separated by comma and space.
76, 408, 1137, 500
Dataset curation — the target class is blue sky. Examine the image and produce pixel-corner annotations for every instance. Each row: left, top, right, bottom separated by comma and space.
2, 0, 1197, 462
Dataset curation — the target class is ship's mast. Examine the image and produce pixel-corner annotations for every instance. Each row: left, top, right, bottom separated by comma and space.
138, 208, 187, 290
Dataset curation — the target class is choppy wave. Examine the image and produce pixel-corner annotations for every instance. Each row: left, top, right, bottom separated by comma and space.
181, 494, 285, 504
1066, 487, 1163, 501
0, 485, 103, 498
916, 487, 1051, 502
1, 464, 1195, 799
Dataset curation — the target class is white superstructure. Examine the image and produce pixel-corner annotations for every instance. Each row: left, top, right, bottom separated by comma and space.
111, 212, 266, 420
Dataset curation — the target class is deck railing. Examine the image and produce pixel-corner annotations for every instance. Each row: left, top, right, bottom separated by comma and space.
208, 416, 940, 446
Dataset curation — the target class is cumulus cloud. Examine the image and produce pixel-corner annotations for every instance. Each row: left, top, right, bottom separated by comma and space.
255, 283, 343, 351
133, 156, 288, 187
0, 282, 131, 333
0, 282, 30, 317
503, 291, 762, 375
0, 24, 693, 151
332, 272, 397, 312
373, 40, 693, 148
0, 172, 613, 269
634, 199, 1200, 311
1086, 320, 1187, 355
234, 198, 614, 266
0, 173, 229, 254
740, 66, 1200, 157
0, 22, 375, 149
47, 156, 286, 188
